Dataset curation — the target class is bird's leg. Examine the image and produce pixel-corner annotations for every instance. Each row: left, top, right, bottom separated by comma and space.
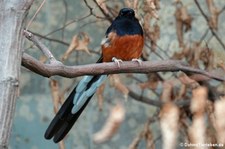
132, 58, 142, 66
112, 57, 123, 67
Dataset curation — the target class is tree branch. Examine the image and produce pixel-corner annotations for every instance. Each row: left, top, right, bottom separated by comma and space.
22, 53, 195, 108
0, 0, 34, 147
23, 30, 63, 65
22, 30, 225, 82
21, 53, 225, 81
128, 87, 191, 108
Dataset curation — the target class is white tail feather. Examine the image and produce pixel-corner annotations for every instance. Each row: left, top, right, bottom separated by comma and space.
72, 75, 107, 114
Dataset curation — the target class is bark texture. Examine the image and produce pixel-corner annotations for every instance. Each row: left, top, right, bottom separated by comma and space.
0, 1, 33, 148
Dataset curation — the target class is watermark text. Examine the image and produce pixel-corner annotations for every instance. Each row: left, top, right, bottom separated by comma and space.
179, 142, 224, 148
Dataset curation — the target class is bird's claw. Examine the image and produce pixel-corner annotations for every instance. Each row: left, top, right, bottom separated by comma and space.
132, 58, 142, 66
112, 57, 123, 67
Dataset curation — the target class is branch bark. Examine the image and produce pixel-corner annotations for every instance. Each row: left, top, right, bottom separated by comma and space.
128, 88, 191, 108
22, 28, 225, 82
21, 53, 225, 81
0, 1, 34, 148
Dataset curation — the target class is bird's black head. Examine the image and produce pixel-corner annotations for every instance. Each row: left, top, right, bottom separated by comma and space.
106, 7, 143, 36
118, 8, 135, 18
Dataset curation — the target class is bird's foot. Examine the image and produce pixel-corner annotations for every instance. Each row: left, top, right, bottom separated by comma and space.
112, 57, 123, 67
132, 58, 142, 66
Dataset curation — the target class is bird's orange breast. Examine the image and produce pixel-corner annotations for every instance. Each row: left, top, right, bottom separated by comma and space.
102, 32, 144, 62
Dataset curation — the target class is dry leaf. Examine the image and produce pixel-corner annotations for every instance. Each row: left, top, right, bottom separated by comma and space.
218, 61, 225, 71
214, 97, 225, 144
96, 83, 105, 111
49, 79, 61, 113
125, 0, 139, 11
188, 87, 208, 147
143, 0, 160, 51
173, 42, 214, 70
146, 0, 159, 19
139, 81, 158, 90
188, 116, 206, 148
175, 5, 192, 47
190, 87, 207, 115
206, 0, 219, 30
144, 21, 160, 50
143, 11, 151, 32
125, 0, 132, 8
128, 131, 144, 149
109, 74, 129, 100
154, 0, 160, 10
150, 23, 160, 50
173, 44, 192, 60
200, 46, 214, 70
205, 100, 217, 146
93, 103, 125, 144
39, 55, 47, 63
177, 84, 187, 99
160, 103, 179, 149
139, 74, 160, 90
62, 32, 91, 61
133, 0, 139, 11
96, 0, 109, 14
192, 42, 202, 67
178, 73, 199, 88
58, 141, 65, 149
144, 122, 155, 149
161, 81, 173, 102
129, 119, 155, 149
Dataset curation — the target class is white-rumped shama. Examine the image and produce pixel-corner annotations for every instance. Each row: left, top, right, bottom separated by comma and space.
44, 7, 144, 143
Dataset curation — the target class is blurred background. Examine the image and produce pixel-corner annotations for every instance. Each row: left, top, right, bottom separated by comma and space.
10, 0, 225, 149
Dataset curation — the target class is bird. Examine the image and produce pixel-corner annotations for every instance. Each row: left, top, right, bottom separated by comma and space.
44, 7, 144, 143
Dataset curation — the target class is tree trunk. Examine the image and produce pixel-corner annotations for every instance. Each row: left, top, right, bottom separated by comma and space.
0, 1, 33, 148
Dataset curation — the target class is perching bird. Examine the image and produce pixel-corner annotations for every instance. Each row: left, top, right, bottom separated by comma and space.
44, 8, 144, 143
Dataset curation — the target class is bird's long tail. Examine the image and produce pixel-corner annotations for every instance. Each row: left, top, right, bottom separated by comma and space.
44, 59, 107, 143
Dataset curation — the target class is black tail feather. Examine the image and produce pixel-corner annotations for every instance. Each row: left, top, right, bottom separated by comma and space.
44, 87, 76, 140
54, 94, 93, 143
44, 79, 98, 142
45, 57, 103, 143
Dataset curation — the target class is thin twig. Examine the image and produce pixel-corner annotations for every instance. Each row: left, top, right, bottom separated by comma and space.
194, 0, 225, 50
43, 14, 91, 37
218, 5, 225, 14
23, 30, 61, 65
27, 31, 100, 56
42, 0, 107, 38
128, 87, 190, 107
26, 0, 46, 30
32, 32, 70, 46
199, 28, 209, 42
93, 0, 113, 23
